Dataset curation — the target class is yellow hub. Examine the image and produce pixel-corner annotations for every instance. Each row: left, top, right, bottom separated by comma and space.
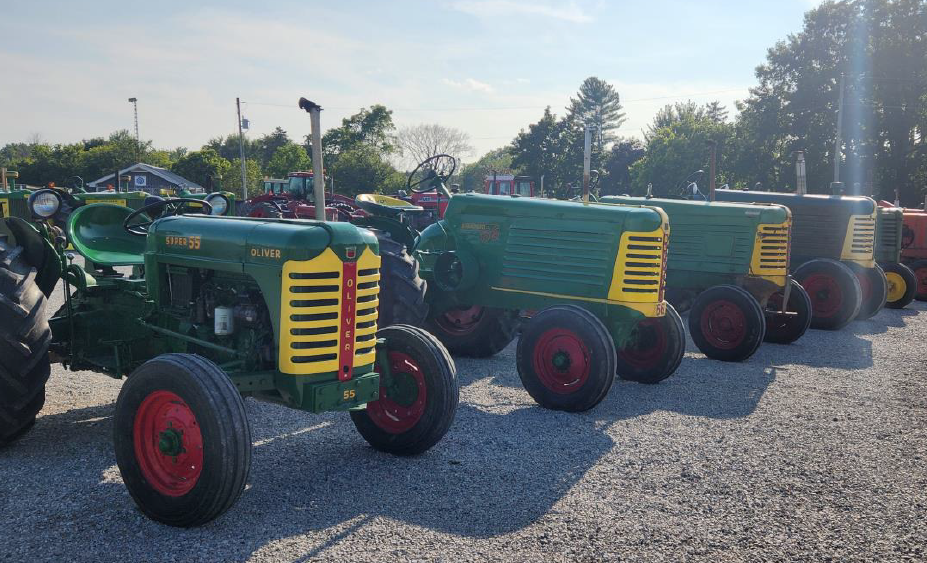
885, 271, 906, 303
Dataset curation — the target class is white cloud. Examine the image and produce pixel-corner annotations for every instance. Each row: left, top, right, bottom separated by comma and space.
449, 1, 592, 23
442, 78, 496, 93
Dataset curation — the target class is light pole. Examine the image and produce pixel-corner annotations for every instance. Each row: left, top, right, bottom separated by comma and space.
128, 97, 139, 162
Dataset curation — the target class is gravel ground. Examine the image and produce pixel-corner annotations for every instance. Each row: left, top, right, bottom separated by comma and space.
1, 281, 925, 562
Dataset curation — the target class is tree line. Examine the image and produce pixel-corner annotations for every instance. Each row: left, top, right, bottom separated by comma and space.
3, 0, 924, 205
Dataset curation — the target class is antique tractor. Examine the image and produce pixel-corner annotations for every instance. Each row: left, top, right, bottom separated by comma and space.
355, 155, 686, 413
878, 200, 927, 302
715, 190, 885, 329
601, 195, 810, 361
242, 172, 360, 222
0, 193, 459, 527
872, 203, 918, 308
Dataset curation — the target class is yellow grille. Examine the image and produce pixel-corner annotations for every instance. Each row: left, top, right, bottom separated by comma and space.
841, 212, 876, 266
750, 220, 790, 280
279, 247, 380, 375
608, 224, 668, 306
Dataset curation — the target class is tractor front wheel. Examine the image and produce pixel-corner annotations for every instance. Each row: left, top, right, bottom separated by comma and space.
351, 325, 458, 456
846, 263, 888, 320
907, 259, 927, 302
763, 279, 812, 344
688, 285, 765, 362
793, 258, 861, 330
113, 354, 252, 527
881, 262, 917, 309
615, 303, 685, 384
0, 240, 51, 447
427, 305, 520, 357
516, 305, 616, 412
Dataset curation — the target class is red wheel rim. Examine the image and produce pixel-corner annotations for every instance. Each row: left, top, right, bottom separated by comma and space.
854, 270, 872, 302
698, 299, 747, 350
531, 328, 591, 394
366, 351, 427, 434
801, 273, 843, 318
914, 266, 927, 296
618, 318, 668, 369
132, 391, 204, 497
435, 306, 484, 336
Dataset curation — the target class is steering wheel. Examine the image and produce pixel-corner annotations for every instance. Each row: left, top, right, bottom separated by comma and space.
668, 170, 706, 199
124, 198, 212, 236
407, 154, 457, 193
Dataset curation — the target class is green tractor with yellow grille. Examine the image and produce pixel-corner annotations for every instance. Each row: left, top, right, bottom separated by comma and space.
0, 192, 459, 526
873, 204, 918, 309
600, 193, 811, 361
715, 189, 886, 329
355, 155, 686, 413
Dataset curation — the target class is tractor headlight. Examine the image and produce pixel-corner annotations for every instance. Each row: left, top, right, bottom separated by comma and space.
29, 189, 61, 218
204, 193, 229, 216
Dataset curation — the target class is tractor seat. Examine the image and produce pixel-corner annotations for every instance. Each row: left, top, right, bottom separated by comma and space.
355, 193, 424, 217
68, 204, 147, 267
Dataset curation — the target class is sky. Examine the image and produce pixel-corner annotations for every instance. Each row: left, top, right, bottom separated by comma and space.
1, 0, 820, 162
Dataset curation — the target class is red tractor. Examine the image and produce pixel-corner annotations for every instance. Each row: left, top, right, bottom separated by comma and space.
879, 200, 927, 301
242, 172, 363, 222
483, 174, 536, 197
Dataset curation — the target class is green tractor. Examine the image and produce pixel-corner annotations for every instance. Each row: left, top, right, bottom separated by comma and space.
874, 204, 918, 309
0, 192, 459, 526
715, 190, 885, 330
600, 194, 810, 361
354, 155, 686, 413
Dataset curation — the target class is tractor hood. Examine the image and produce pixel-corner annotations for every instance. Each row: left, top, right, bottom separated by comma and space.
600, 196, 790, 226
715, 190, 876, 216
147, 215, 378, 265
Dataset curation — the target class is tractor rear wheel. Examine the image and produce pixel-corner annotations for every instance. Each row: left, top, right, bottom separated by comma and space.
846, 263, 888, 320
793, 258, 861, 330
516, 305, 616, 412
351, 325, 458, 455
688, 285, 765, 362
763, 279, 812, 344
0, 240, 52, 447
113, 354, 252, 527
881, 262, 917, 309
908, 259, 927, 302
426, 305, 520, 357
615, 303, 685, 384
372, 230, 429, 327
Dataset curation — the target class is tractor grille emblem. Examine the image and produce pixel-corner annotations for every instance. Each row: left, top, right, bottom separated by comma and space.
345, 246, 357, 259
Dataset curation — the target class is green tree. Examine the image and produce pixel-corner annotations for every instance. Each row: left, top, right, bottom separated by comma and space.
328, 147, 404, 197
171, 148, 232, 189
510, 107, 566, 192
256, 127, 293, 169
566, 76, 627, 148
316, 105, 397, 166
266, 143, 311, 178
224, 158, 264, 197
601, 137, 645, 195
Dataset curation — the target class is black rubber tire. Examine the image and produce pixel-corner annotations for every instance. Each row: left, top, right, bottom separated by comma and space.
688, 285, 766, 362
372, 230, 429, 327
351, 325, 458, 456
0, 240, 52, 447
846, 262, 888, 320
763, 278, 813, 344
426, 306, 520, 358
880, 262, 917, 309
793, 258, 862, 330
113, 354, 252, 527
516, 305, 616, 412
615, 303, 686, 384
909, 259, 927, 302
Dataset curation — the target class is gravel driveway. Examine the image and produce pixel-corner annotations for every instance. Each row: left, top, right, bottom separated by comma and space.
1, 282, 925, 562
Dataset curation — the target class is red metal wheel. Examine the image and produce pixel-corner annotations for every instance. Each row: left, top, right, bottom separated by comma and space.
132, 390, 204, 497
530, 328, 591, 395
802, 273, 844, 318
618, 318, 668, 370
434, 306, 485, 336
366, 351, 427, 434
698, 299, 747, 350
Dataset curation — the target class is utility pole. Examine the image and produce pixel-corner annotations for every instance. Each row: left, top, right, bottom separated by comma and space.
832, 74, 845, 194
298, 97, 326, 221
128, 98, 139, 162
236, 97, 248, 201
707, 140, 717, 201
